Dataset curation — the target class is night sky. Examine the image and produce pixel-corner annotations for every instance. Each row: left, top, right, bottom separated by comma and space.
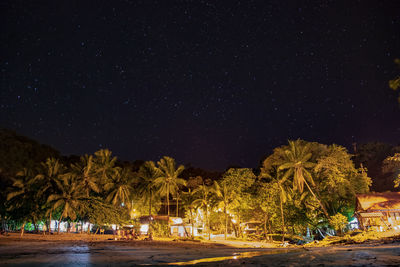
1, 1, 400, 170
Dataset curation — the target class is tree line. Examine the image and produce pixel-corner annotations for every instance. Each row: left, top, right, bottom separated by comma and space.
6, 135, 395, 241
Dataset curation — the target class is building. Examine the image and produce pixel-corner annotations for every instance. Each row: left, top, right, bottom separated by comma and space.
355, 192, 400, 231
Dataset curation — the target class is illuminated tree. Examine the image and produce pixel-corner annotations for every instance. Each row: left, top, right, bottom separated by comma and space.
193, 184, 212, 239
182, 188, 197, 237
278, 140, 330, 218
329, 213, 348, 236
93, 149, 117, 186
278, 179, 291, 242
314, 144, 371, 216
6, 168, 42, 236
70, 154, 100, 197
220, 168, 256, 236
47, 174, 86, 233
154, 156, 185, 217
137, 161, 162, 215
212, 180, 239, 240
104, 167, 134, 209
261, 140, 371, 237
383, 153, 400, 188
31, 158, 66, 232
32, 158, 66, 199
251, 180, 279, 240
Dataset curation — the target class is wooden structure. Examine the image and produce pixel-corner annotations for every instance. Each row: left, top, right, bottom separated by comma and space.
355, 192, 400, 231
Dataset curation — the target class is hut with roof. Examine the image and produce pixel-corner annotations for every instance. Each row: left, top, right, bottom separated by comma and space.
355, 192, 400, 231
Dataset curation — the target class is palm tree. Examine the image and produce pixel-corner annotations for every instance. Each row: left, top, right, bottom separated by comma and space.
182, 189, 197, 238
47, 174, 86, 233
137, 161, 162, 215
70, 154, 100, 197
104, 167, 134, 209
6, 168, 38, 237
31, 158, 66, 233
212, 181, 239, 240
277, 180, 289, 243
193, 184, 212, 240
32, 158, 66, 197
93, 149, 117, 186
154, 156, 186, 217
278, 140, 330, 219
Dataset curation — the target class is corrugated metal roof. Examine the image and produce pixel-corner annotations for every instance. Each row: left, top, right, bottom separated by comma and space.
356, 192, 400, 211
358, 212, 384, 218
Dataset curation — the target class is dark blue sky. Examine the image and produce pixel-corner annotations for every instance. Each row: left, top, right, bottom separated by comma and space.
1, 0, 400, 170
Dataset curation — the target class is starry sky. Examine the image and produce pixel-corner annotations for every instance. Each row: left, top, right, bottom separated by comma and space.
1, 0, 400, 170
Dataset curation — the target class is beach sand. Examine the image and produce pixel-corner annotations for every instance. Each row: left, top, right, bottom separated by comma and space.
1, 233, 399, 266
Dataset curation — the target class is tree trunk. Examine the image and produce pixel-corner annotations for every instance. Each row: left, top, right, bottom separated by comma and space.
264, 214, 269, 241
268, 218, 272, 241
58, 216, 63, 233
238, 214, 242, 238
167, 184, 170, 235
207, 206, 210, 240
176, 192, 179, 217
167, 185, 170, 217
280, 196, 285, 243
48, 210, 52, 234
224, 206, 227, 240
149, 190, 152, 216
190, 209, 194, 238
149, 191, 153, 233
32, 219, 37, 232
304, 180, 330, 219
20, 222, 26, 237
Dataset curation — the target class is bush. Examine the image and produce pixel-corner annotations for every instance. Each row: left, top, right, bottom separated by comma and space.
150, 221, 169, 237
329, 213, 348, 236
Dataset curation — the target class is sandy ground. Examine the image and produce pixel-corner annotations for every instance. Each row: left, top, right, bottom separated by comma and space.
1, 233, 400, 266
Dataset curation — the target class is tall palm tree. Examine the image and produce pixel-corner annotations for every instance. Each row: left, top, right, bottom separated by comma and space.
277, 180, 289, 243
182, 189, 197, 238
154, 156, 186, 217
70, 154, 100, 197
93, 149, 117, 186
137, 161, 162, 215
193, 184, 212, 240
6, 168, 38, 237
32, 158, 66, 198
278, 140, 330, 218
104, 167, 134, 209
212, 181, 239, 240
47, 174, 86, 233
31, 158, 66, 233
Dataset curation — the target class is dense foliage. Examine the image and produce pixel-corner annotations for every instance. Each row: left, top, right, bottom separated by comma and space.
1, 130, 378, 240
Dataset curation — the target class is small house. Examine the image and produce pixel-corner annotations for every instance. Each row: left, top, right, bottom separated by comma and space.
170, 217, 196, 237
355, 192, 400, 231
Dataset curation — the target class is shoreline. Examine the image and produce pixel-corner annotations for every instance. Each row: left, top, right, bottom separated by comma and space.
1, 233, 400, 266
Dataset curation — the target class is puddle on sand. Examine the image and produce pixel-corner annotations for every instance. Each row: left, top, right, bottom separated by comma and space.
163, 249, 299, 265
